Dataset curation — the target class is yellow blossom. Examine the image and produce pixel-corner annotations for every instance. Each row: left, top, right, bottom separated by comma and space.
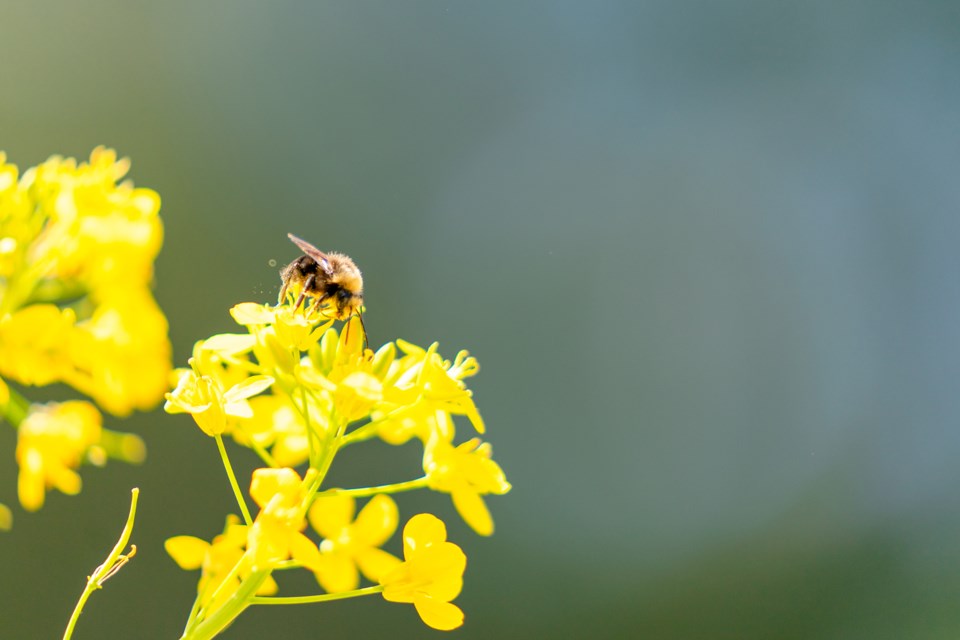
424, 436, 511, 536
66, 287, 171, 416
234, 394, 310, 467
0, 304, 76, 386
375, 343, 484, 446
165, 515, 278, 610
246, 468, 323, 572
308, 494, 401, 593
15, 401, 103, 511
165, 370, 274, 437
0, 148, 171, 417
380, 513, 466, 631
332, 371, 383, 422
24, 147, 162, 289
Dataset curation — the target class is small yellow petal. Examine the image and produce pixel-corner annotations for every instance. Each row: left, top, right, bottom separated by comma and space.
289, 531, 323, 572
164, 536, 210, 570
403, 514, 447, 557
355, 547, 402, 584
249, 467, 301, 508
308, 495, 355, 538
315, 553, 360, 593
353, 494, 398, 547
223, 375, 275, 404
452, 490, 494, 536
230, 303, 276, 325
413, 593, 464, 631
413, 544, 466, 600
201, 333, 257, 355
257, 574, 279, 596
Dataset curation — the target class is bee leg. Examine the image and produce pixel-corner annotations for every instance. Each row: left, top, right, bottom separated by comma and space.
357, 310, 369, 350
294, 274, 314, 311
309, 293, 330, 316
279, 280, 289, 305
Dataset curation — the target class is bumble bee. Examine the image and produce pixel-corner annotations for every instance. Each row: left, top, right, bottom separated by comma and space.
279, 233, 364, 321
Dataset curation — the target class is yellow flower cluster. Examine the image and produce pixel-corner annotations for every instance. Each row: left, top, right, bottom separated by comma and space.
0, 148, 170, 516
165, 300, 509, 633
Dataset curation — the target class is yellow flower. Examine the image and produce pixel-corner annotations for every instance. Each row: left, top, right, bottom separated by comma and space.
234, 394, 310, 467
0, 304, 76, 386
66, 287, 171, 416
24, 147, 162, 289
0, 148, 171, 418
165, 515, 278, 610
332, 371, 383, 422
424, 436, 511, 536
308, 494, 401, 593
165, 370, 274, 437
246, 468, 322, 572
15, 401, 102, 511
380, 513, 466, 631
375, 342, 484, 445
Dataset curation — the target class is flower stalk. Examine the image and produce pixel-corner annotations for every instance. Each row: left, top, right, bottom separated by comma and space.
62, 488, 140, 640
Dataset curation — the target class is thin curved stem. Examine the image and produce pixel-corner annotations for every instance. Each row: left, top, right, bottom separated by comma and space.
250, 585, 384, 605
62, 488, 140, 640
316, 477, 430, 499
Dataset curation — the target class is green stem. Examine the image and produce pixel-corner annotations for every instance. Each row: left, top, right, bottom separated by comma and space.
339, 404, 416, 447
317, 477, 430, 499
298, 412, 346, 519
181, 570, 269, 640
98, 428, 146, 464
299, 386, 317, 467
1, 383, 31, 428
62, 488, 140, 640
215, 435, 252, 526
250, 585, 384, 605
230, 423, 278, 468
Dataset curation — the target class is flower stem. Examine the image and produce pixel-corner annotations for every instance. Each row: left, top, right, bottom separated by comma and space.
0, 383, 31, 428
181, 569, 269, 640
62, 488, 140, 640
215, 434, 252, 526
317, 477, 430, 499
339, 403, 417, 446
250, 585, 384, 605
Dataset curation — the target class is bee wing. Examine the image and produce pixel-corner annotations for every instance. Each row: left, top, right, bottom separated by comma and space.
287, 233, 332, 274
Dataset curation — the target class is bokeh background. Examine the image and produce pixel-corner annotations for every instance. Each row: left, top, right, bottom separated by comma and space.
2, 1, 960, 638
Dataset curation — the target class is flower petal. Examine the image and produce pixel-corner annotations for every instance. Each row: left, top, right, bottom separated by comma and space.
230, 303, 275, 325
315, 553, 360, 593
452, 490, 494, 536
224, 375, 275, 403
356, 547, 402, 584
164, 536, 210, 570
413, 592, 464, 631
354, 494, 398, 547
403, 513, 447, 558
201, 333, 256, 356
413, 543, 466, 601
257, 574, 279, 596
289, 531, 323, 572
249, 467, 301, 508
308, 495, 355, 538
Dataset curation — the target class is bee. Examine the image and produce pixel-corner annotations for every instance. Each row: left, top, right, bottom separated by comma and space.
279, 233, 364, 321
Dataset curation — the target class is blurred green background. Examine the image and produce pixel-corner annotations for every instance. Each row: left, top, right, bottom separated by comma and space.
2, 1, 960, 638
